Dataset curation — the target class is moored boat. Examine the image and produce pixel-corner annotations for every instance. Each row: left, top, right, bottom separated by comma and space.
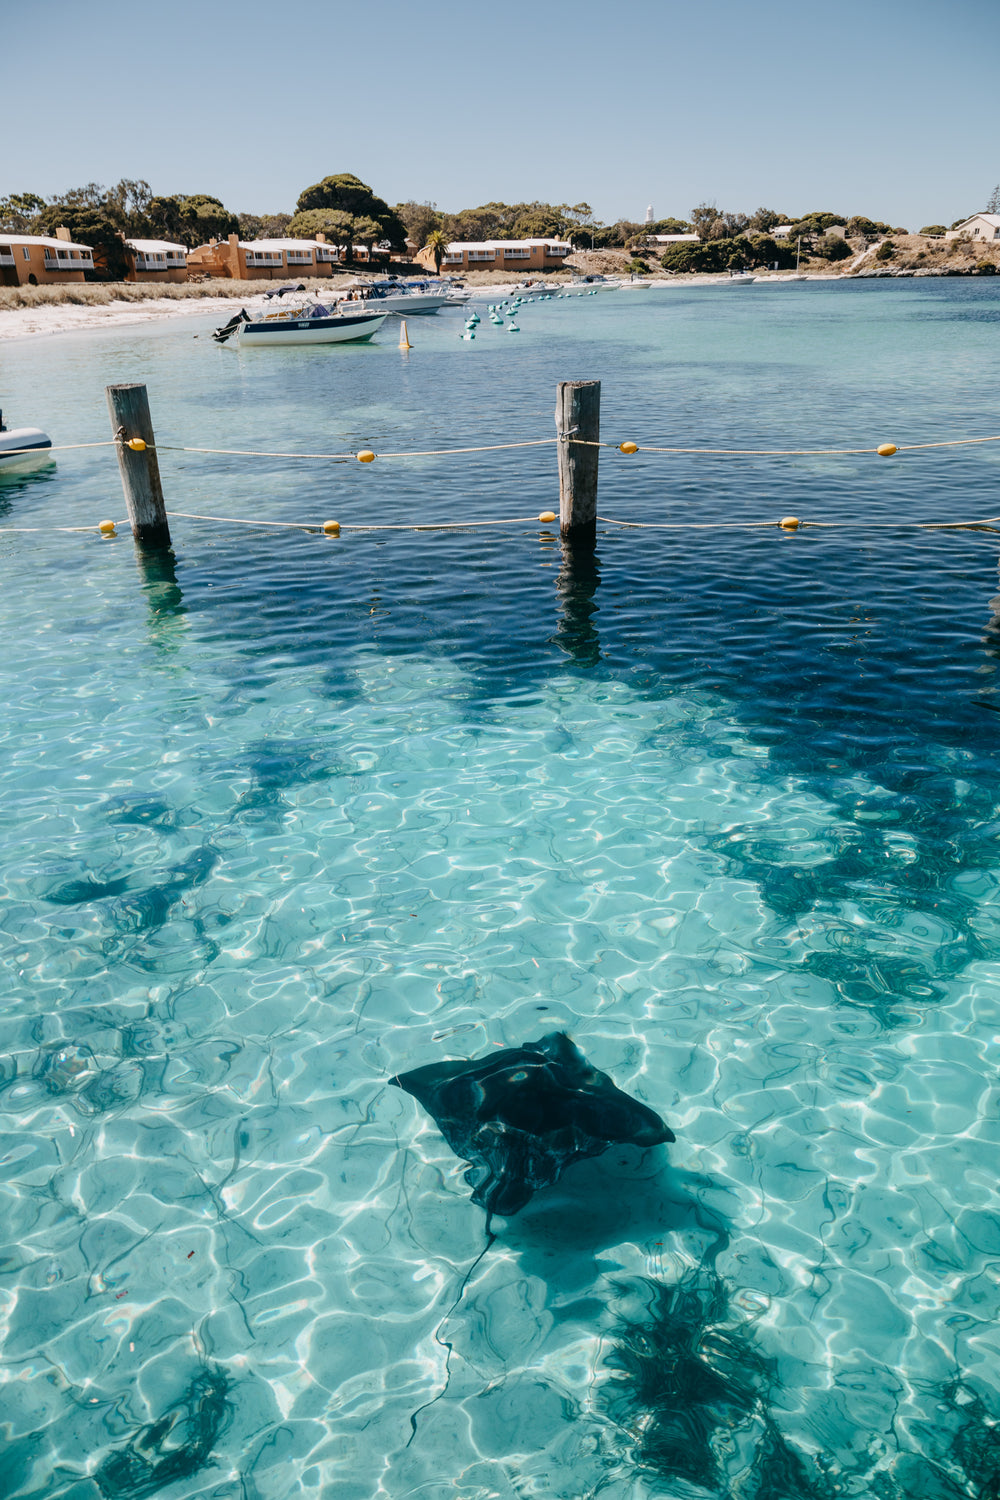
337, 277, 464, 314
0, 411, 53, 472
213, 302, 387, 347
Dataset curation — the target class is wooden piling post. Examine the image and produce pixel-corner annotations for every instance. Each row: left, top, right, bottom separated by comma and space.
105, 383, 171, 549
556, 380, 601, 540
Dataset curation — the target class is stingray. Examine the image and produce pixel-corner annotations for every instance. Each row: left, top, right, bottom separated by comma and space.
390, 1030, 675, 1221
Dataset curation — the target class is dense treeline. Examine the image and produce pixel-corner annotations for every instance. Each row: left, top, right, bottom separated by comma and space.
0, 174, 406, 277
0, 174, 986, 281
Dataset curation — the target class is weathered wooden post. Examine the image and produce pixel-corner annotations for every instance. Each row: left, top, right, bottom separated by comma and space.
106, 383, 171, 549
556, 380, 601, 541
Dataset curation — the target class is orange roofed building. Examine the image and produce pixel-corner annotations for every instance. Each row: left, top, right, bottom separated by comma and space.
0, 229, 96, 286
416, 238, 573, 274
187, 234, 387, 280
125, 239, 189, 282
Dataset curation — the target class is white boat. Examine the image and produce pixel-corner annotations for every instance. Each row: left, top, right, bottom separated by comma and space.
337, 277, 462, 314
725, 271, 757, 284
213, 298, 387, 347
782, 236, 807, 281
0, 411, 53, 472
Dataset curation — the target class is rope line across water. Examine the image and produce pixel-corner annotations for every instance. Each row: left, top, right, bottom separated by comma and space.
158, 438, 558, 460
5, 512, 1000, 537
6, 431, 1000, 460
165, 511, 553, 531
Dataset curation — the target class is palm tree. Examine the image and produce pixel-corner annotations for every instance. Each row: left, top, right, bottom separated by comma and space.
423, 228, 449, 274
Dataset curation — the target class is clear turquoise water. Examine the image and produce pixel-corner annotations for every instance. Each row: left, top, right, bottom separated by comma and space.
3, 281, 1000, 1499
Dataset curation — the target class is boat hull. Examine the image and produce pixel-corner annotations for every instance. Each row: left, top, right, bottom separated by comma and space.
0, 427, 53, 472
345, 292, 455, 314
235, 311, 388, 346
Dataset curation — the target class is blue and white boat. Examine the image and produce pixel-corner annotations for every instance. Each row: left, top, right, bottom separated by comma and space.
213, 295, 387, 347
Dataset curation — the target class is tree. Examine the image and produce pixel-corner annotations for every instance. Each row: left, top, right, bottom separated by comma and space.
647, 217, 690, 235
0, 192, 46, 232
394, 200, 441, 247
286, 208, 355, 261
103, 179, 154, 234
177, 195, 240, 247
352, 215, 385, 262
238, 212, 292, 240
747, 207, 785, 233
987, 185, 1000, 214
845, 215, 894, 242
690, 203, 721, 241
36, 202, 130, 280
295, 173, 406, 250
145, 195, 188, 243
815, 236, 853, 262
422, 228, 448, 273
919, 225, 947, 237
786, 212, 846, 239
513, 207, 567, 239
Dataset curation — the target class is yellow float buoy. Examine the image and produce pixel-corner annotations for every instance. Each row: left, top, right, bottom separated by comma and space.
357, 449, 376, 464
398, 320, 412, 350
779, 516, 800, 530
126, 438, 146, 452
99, 519, 117, 536
877, 443, 897, 457
538, 511, 557, 523
323, 520, 341, 535
619, 441, 639, 455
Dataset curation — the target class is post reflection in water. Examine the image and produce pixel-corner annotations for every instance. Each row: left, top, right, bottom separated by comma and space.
553, 534, 601, 667
135, 546, 187, 653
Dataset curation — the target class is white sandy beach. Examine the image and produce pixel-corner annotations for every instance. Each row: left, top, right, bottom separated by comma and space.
0, 295, 245, 342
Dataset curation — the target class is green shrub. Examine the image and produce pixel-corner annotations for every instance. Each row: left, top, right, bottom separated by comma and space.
816, 236, 853, 262
975, 259, 997, 275
919, 225, 947, 237
875, 240, 896, 261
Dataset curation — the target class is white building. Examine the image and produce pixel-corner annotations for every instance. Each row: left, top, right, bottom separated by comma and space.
126, 239, 189, 281
945, 214, 1000, 241
426, 239, 573, 272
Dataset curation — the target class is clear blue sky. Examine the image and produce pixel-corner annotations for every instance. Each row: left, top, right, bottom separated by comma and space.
7, 0, 998, 230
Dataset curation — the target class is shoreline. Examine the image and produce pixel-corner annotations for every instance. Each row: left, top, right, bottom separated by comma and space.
0, 291, 267, 342
0, 257, 986, 343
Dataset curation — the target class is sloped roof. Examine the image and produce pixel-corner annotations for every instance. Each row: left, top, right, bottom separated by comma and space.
127, 239, 188, 254
0, 233, 93, 251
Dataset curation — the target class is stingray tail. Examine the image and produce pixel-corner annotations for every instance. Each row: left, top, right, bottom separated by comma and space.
405, 1226, 496, 1448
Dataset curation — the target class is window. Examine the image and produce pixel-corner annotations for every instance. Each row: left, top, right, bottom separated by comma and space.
23, 247, 30, 259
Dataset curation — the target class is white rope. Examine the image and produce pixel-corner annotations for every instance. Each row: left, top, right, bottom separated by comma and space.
165, 510, 551, 531
160, 437, 557, 460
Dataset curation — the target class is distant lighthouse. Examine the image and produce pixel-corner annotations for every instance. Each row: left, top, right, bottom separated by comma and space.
645, 204, 654, 223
